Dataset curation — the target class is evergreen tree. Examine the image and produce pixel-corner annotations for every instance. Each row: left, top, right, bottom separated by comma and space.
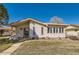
0, 4, 9, 36
0, 4, 9, 25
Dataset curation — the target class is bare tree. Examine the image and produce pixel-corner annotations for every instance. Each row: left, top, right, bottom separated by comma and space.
49, 16, 64, 24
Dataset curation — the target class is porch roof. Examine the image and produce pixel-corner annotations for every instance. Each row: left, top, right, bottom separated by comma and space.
0, 27, 11, 30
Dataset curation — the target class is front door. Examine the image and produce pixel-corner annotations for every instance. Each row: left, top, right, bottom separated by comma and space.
23, 28, 29, 38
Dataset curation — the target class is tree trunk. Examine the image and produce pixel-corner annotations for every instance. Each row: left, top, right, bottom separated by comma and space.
0, 30, 4, 36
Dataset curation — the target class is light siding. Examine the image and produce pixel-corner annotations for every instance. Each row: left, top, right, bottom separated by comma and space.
11, 19, 79, 39
29, 22, 47, 38
29, 22, 66, 38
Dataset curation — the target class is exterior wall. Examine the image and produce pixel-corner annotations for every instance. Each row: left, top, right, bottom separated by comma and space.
16, 27, 24, 37
29, 22, 47, 38
77, 31, 79, 36
29, 22, 66, 38
66, 30, 79, 36
11, 19, 79, 39
46, 33, 65, 38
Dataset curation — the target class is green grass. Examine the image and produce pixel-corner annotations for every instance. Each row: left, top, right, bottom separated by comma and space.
12, 39, 79, 55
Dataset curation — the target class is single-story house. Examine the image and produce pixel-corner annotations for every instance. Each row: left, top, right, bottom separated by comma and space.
65, 25, 79, 36
10, 18, 79, 39
0, 26, 13, 36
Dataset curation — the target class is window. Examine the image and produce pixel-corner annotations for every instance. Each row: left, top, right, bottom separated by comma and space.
47, 27, 52, 33
20, 28, 22, 30
47, 27, 50, 33
41, 27, 44, 35
53, 27, 55, 33
33, 27, 35, 35
59, 27, 61, 33
50, 28, 52, 33
59, 27, 64, 33
61, 27, 64, 33
56, 27, 58, 33
48, 27, 64, 33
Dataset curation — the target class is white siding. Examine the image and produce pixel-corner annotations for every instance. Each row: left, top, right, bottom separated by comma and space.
29, 22, 66, 38
66, 31, 78, 36
29, 22, 47, 38
15, 22, 66, 38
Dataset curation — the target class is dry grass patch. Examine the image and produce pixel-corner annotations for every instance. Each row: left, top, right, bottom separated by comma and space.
0, 37, 13, 52
12, 39, 79, 55
0, 43, 13, 52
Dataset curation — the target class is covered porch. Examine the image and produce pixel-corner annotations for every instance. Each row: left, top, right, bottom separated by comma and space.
11, 19, 30, 38
16, 27, 29, 38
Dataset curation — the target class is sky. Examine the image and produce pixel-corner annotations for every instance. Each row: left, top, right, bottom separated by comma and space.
3, 3, 79, 24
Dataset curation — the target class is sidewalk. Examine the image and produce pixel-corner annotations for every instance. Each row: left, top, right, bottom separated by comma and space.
0, 42, 24, 55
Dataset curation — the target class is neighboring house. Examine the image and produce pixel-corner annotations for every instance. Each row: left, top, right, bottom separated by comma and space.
0, 26, 12, 36
65, 25, 79, 37
10, 18, 79, 39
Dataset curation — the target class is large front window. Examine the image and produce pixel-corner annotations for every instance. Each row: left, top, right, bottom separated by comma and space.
47, 27, 64, 33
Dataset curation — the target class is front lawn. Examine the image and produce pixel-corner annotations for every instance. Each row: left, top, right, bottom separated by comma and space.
0, 37, 13, 52
12, 39, 79, 55
0, 43, 13, 52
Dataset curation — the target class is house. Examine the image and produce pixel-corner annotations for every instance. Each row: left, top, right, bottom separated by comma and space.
0, 26, 12, 36
10, 18, 79, 39
66, 24, 79, 37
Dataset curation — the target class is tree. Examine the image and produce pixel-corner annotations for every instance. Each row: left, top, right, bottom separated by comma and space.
0, 30, 4, 36
0, 4, 9, 25
0, 4, 9, 36
49, 16, 64, 24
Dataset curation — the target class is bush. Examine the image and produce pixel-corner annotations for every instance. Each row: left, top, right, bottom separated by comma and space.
0, 37, 19, 44
68, 36, 79, 40
8, 39, 19, 43
0, 38, 9, 44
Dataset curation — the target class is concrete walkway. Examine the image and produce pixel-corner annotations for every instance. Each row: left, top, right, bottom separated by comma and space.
0, 42, 24, 55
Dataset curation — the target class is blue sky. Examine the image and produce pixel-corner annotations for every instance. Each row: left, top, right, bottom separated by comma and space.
3, 3, 79, 24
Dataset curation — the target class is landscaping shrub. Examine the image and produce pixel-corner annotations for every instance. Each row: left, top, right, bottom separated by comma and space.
0, 37, 19, 44
0, 38, 9, 44
68, 36, 79, 40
